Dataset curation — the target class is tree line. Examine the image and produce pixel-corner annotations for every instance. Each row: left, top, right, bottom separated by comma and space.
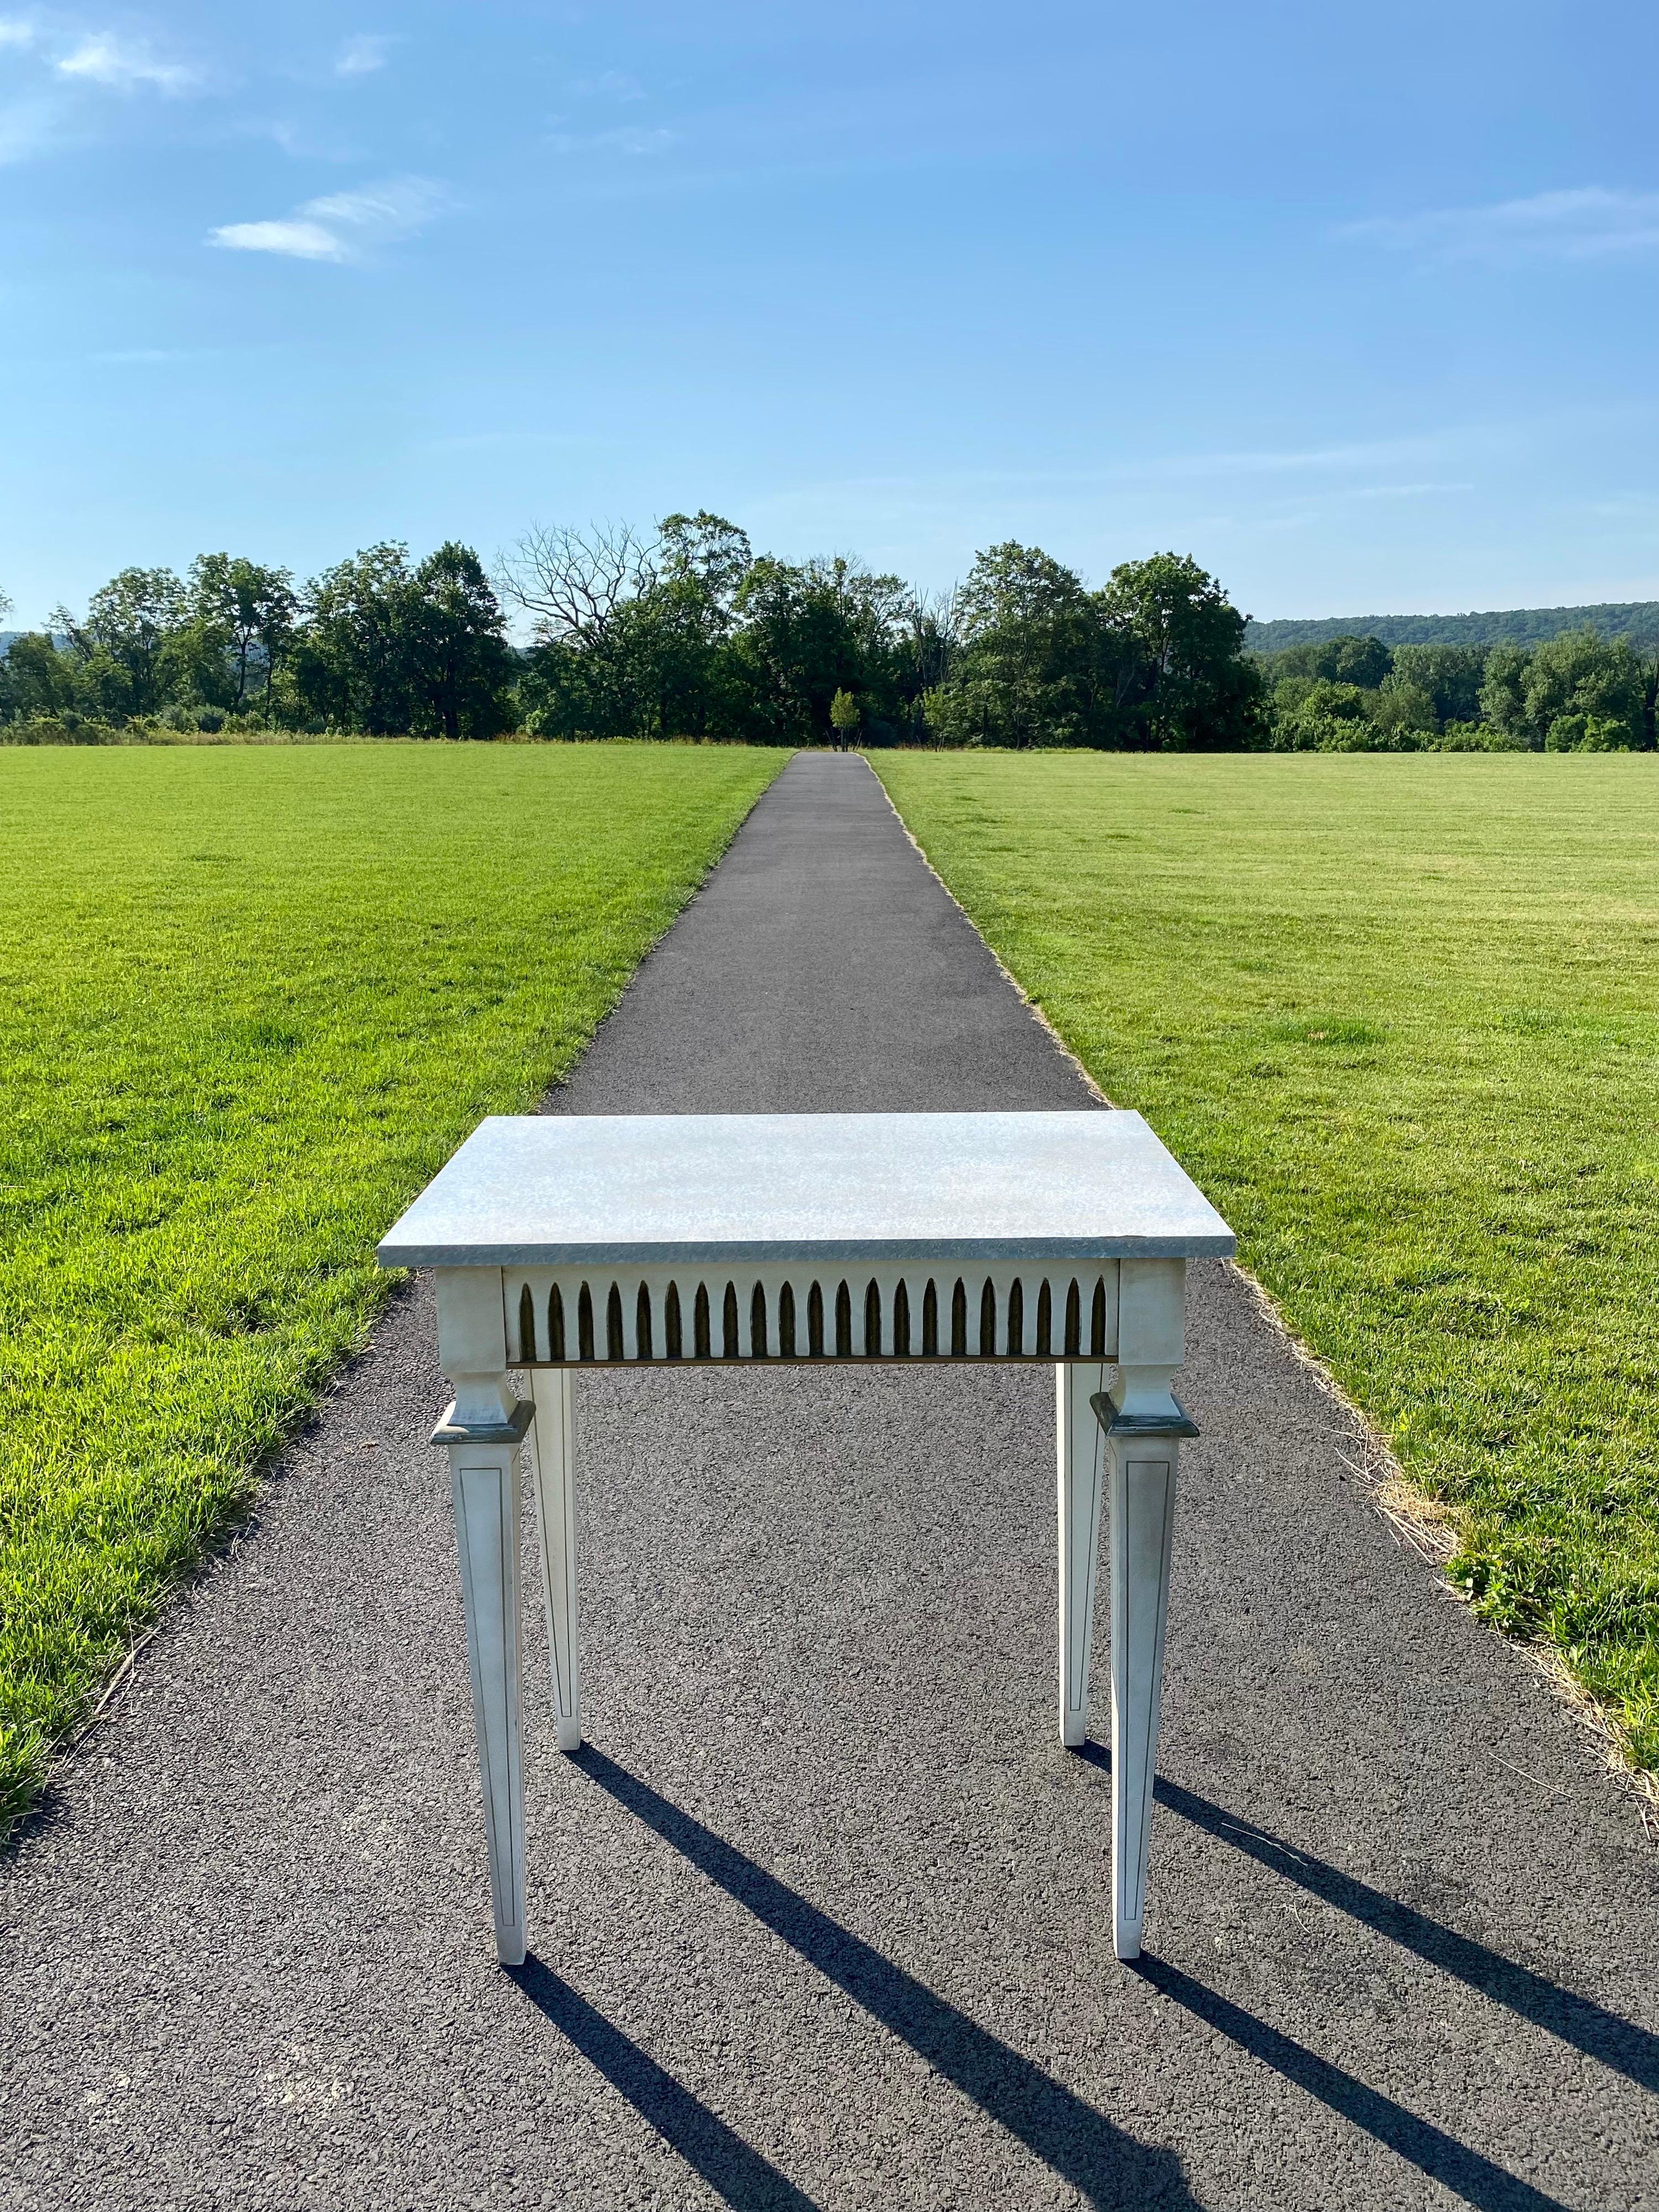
1260, 630, 1659, 751
0, 544, 514, 743
0, 520, 1263, 749
3, 520, 1655, 752
1247, 601, 1659, 656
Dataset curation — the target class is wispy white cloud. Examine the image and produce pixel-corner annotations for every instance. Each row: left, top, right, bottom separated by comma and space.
546, 123, 674, 156
56, 32, 201, 94
210, 175, 448, 263
335, 32, 389, 78
1344, 187, 1659, 263
0, 15, 206, 153
212, 216, 341, 259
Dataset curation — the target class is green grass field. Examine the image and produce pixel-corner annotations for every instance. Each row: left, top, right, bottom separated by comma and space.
875, 752, 1659, 1771
0, 741, 786, 1825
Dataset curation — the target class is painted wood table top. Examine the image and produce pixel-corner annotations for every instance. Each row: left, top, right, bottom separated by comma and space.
378, 1109, 1235, 1266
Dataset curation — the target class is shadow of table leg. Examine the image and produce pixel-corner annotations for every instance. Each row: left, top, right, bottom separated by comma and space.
1154, 1778, 1659, 2096
509, 1955, 818, 2211
1135, 1954, 1573, 2212
573, 1746, 1200, 2210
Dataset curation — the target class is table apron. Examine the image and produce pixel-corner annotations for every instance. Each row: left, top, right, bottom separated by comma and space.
495, 1257, 1156, 1364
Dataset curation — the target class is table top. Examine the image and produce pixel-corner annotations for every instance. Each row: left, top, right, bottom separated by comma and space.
378, 1111, 1235, 1269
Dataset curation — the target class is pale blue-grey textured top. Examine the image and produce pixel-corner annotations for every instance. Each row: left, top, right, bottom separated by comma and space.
377, 1112, 1235, 1267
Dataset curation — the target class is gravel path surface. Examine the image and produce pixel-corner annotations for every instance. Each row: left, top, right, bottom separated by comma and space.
3, 750, 1655, 2211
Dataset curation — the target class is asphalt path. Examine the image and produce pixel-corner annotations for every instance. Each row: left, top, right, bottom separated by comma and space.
3, 750, 1656, 2210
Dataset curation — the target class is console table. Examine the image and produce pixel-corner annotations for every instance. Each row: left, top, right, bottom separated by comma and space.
378, 1110, 1234, 1964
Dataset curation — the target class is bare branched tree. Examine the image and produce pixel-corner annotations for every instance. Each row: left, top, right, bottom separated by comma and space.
907, 586, 962, 690
495, 522, 658, 646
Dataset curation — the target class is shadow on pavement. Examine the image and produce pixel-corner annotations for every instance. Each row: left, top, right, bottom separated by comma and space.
1134, 1955, 1572, 2212
509, 1956, 820, 2212
574, 1746, 1199, 2210
1156, 1776, 1659, 2095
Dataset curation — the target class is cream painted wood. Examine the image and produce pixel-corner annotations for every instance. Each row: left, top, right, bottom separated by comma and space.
1096, 1256, 1188, 1955
1107, 1427, 1180, 1964
1114, 1256, 1186, 1416
447, 1443, 527, 1967
393, 1114, 1233, 1969
1057, 1361, 1108, 1748
382, 1111, 1237, 1272
526, 1367, 582, 1752
435, 1265, 518, 1430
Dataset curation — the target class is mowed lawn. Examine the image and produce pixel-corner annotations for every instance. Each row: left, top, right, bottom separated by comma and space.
0, 741, 786, 1824
877, 752, 1659, 1771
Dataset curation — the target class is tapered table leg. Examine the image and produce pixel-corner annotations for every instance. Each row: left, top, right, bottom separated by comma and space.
1057, 1363, 1106, 1747
1094, 1391, 1197, 1963
1108, 1440, 1175, 1960
437, 1395, 535, 1967
526, 1367, 582, 1751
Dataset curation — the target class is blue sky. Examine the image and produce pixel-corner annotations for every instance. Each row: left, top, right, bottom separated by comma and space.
3, 0, 1658, 627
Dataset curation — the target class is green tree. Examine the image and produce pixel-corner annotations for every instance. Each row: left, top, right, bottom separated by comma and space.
0, 633, 79, 721
1371, 671, 1437, 739
156, 619, 238, 714
189, 554, 299, 712
727, 555, 906, 743
293, 541, 513, 737
293, 544, 420, 733
1478, 630, 1648, 750
1272, 680, 1379, 750
931, 542, 1098, 748
404, 542, 515, 740
625, 511, 754, 737
1389, 644, 1486, 728
1098, 552, 1266, 750
512, 517, 931, 744
55, 566, 187, 719
900, 591, 959, 697
517, 638, 629, 739
829, 687, 860, 749
1267, 634, 1392, 689
1527, 629, 1648, 750
1478, 643, 1533, 747
658, 510, 752, 607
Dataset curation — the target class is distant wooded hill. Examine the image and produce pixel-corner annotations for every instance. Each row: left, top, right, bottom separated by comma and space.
1245, 602, 1659, 654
